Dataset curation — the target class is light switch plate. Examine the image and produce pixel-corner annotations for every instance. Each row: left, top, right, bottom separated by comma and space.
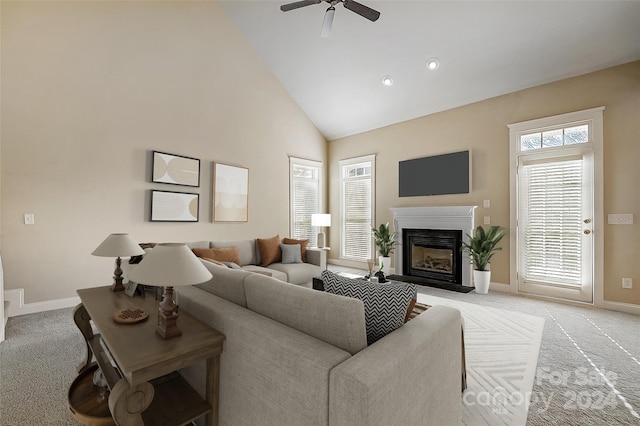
24, 213, 35, 225
483, 200, 491, 208
608, 214, 633, 225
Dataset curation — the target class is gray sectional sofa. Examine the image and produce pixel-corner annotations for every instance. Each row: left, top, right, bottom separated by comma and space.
186, 238, 325, 286
176, 262, 463, 426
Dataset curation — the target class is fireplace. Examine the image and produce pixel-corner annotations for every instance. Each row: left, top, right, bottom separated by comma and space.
391, 206, 477, 287
403, 228, 463, 285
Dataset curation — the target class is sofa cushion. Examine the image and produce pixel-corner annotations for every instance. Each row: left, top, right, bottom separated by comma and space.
242, 265, 288, 282
193, 247, 242, 266
195, 259, 252, 307
210, 239, 257, 266
244, 273, 367, 355
267, 262, 322, 286
281, 243, 302, 264
282, 237, 309, 262
256, 235, 282, 266
321, 271, 417, 345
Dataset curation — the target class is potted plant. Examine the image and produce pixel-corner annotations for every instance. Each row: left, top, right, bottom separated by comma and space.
371, 223, 397, 276
461, 225, 505, 294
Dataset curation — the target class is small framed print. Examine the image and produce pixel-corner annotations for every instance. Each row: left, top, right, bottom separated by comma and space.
212, 162, 249, 222
124, 282, 138, 297
152, 151, 200, 187
150, 190, 199, 222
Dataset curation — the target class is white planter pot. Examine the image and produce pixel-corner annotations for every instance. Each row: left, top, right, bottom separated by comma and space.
379, 256, 391, 275
473, 270, 491, 294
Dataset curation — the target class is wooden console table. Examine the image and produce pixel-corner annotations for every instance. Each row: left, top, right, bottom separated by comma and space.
73, 286, 225, 426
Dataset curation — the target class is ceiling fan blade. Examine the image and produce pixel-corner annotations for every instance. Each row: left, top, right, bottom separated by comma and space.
280, 0, 322, 12
342, 0, 380, 22
321, 6, 335, 38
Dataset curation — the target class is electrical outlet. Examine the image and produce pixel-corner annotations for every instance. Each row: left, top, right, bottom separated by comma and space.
483, 216, 491, 225
622, 278, 632, 289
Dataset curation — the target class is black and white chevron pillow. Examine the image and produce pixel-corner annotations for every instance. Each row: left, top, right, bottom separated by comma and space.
321, 271, 417, 345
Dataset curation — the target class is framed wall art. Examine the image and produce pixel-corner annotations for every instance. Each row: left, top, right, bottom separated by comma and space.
212, 162, 249, 222
150, 190, 199, 222
152, 151, 200, 187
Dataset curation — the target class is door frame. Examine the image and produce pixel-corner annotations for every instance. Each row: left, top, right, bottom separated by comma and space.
508, 106, 604, 307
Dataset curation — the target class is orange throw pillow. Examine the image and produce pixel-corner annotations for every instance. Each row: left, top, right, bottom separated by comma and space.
192, 247, 241, 266
283, 238, 309, 262
202, 258, 230, 268
257, 235, 282, 266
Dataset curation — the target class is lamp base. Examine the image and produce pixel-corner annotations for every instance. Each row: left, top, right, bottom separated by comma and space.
317, 232, 325, 249
112, 257, 126, 292
156, 310, 182, 339
111, 277, 126, 292
156, 286, 182, 340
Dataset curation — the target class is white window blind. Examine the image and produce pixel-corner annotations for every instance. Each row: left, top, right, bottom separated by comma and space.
290, 158, 321, 246
522, 159, 583, 286
340, 156, 375, 260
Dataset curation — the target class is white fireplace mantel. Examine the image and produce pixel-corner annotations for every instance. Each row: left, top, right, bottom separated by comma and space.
391, 206, 477, 286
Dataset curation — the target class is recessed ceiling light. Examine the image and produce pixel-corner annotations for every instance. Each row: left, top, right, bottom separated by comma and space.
426, 58, 440, 70
381, 75, 394, 86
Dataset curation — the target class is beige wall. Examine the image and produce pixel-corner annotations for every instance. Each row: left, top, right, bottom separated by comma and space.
1, 1, 326, 303
329, 61, 640, 306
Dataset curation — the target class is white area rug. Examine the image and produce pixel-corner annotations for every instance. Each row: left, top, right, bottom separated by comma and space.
417, 294, 545, 426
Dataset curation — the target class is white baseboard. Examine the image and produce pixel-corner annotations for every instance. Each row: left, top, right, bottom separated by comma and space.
486, 283, 639, 316
487, 281, 511, 292
4, 289, 80, 318
599, 299, 640, 316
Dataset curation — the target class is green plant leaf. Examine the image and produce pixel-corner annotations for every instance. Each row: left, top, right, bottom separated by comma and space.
371, 222, 397, 257
460, 225, 506, 271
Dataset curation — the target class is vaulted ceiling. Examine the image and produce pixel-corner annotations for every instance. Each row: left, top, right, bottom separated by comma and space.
221, 1, 640, 140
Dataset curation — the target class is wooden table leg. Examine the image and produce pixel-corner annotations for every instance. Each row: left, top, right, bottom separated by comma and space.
205, 355, 220, 426
108, 378, 154, 426
73, 304, 94, 374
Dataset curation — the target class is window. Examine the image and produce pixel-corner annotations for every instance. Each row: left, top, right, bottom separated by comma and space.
520, 124, 589, 151
339, 155, 375, 261
290, 157, 322, 246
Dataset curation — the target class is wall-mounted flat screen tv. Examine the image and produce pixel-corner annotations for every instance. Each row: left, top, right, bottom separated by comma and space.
399, 150, 471, 197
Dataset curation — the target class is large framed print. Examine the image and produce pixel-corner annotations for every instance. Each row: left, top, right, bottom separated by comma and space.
150, 190, 199, 222
152, 151, 200, 187
212, 162, 249, 222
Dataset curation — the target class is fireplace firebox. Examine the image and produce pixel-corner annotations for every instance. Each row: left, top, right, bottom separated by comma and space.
402, 228, 463, 285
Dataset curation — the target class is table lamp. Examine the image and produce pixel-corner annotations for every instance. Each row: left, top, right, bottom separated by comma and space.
128, 243, 212, 339
92, 233, 146, 292
311, 213, 331, 249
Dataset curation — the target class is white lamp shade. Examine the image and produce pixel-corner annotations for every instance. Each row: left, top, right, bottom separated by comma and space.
311, 214, 331, 227
128, 243, 212, 287
92, 233, 145, 257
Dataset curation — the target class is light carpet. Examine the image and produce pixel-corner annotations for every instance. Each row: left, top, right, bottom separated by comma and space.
417, 294, 545, 426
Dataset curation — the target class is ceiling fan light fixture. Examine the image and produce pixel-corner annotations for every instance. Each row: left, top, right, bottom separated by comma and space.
321, 6, 335, 38
426, 57, 440, 70
381, 75, 394, 86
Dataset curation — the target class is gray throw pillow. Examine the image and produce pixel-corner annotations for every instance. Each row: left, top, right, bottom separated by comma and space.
223, 261, 242, 269
280, 243, 302, 264
321, 270, 417, 345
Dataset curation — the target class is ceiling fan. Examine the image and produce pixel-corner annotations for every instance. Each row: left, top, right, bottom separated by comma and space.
280, 0, 380, 38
